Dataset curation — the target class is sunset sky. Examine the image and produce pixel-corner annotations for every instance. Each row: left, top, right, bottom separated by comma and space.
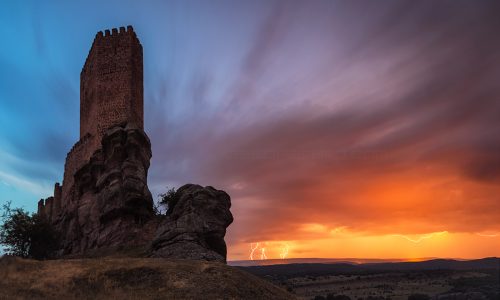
1, 0, 499, 260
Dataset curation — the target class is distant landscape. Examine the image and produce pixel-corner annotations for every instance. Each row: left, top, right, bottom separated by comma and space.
238, 258, 500, 300
230, 258, 439, 267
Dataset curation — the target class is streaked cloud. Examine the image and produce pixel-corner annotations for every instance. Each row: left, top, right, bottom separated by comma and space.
1, 0, 499, 259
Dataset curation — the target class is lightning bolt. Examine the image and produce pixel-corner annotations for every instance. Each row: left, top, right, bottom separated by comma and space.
392, 231, 448, 243
249, 242, 290, 260
249, 243, 259, 260
279, 244, 290, 259
260, 247, 267, 260
476, 232, 500, 237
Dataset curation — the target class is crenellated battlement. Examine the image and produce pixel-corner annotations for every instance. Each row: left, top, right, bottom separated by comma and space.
82, 26, 139, 73
37, 182, 63, 223
96, 25, 135, 38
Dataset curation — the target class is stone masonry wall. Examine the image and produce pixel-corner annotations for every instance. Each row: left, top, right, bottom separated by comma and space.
60, 134, 95, 205
80, 25, 144, 147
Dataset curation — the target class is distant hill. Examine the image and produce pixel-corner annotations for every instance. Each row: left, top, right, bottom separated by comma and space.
362, 257, 500, 271
229, 257, 432, 266
239, 257, 500, 278
0, 256, 295, 299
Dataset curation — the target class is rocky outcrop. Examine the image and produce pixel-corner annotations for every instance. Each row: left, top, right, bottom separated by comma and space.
35, 27, 235, 261
53, 123, 155, 254
40, 123, 235, 261
150, 184, 234, 262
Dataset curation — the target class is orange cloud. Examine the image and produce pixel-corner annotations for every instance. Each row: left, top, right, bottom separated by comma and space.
228, 231, 500, 261
146, 1, 500, 261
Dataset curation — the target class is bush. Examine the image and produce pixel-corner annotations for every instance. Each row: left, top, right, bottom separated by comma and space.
158, 187, 179, 214
0, 201, 58, 259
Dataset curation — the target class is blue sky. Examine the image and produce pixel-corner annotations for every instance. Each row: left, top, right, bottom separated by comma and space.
0, 0, 272, 210
1, 1, 500, 259
1, 0, 358, 211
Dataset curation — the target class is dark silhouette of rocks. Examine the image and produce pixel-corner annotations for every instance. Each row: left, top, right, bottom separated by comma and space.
37, 26, 152, 256
150, 184, 233, 262
53, 123, 155, 254
35, 27, 234, 262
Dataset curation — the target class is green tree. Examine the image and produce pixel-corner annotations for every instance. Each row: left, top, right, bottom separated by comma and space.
158, 187, 179, 214
0, 201, 58, 259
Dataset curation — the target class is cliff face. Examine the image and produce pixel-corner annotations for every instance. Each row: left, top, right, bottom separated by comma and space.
51, 123, 155, 255
150, 184, 234, 262
38, 123, 233, 262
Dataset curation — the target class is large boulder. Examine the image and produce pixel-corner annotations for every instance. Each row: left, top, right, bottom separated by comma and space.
150, 184, 233, 262
54, 123, 155, 254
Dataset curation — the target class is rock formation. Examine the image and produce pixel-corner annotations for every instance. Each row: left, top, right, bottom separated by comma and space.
53, 123, 155, 253
37, 26, 155, 256
150, 184, 234, 262
36, 27, 233, 261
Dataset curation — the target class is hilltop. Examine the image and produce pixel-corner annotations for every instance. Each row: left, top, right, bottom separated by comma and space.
0, 256, 295, 300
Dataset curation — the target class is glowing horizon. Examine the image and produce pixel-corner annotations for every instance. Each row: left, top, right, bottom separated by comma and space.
228, 229, 500, 261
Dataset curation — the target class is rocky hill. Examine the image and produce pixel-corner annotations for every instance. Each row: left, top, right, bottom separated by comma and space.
0, 256, 295, 300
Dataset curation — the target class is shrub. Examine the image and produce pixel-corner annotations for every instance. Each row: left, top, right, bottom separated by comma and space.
158, 187, 179, 214
0, 201, 58, 259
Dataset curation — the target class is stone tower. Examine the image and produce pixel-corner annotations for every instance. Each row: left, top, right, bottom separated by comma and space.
80, 25, 144, 155
37, 26, 154, 255
36, 26, 233, 260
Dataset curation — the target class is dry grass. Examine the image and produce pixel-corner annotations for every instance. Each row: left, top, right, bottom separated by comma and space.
285, 272, 488, 300
0, 256, 295, 300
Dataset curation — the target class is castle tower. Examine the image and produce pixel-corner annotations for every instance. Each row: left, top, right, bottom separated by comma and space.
80, 26, 143, 144
38, 27, 154, 253
57, 26, 144, 206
